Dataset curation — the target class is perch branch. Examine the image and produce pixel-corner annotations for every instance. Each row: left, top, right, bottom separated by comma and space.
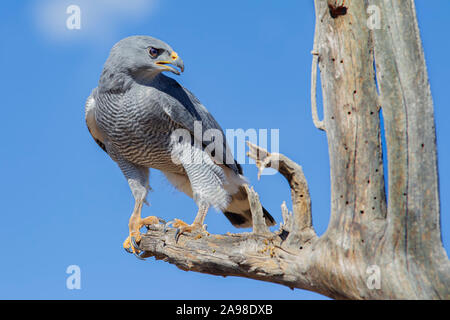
139, 222, 329, 296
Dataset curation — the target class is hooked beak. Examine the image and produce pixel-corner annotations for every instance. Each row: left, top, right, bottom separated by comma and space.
156, 51, 184, 75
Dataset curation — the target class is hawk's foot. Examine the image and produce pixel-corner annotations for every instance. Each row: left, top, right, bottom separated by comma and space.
165, 218, 209, 243
123, 215, 164, 260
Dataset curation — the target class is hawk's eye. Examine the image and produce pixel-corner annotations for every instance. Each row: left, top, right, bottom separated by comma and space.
148, 47, 159, 58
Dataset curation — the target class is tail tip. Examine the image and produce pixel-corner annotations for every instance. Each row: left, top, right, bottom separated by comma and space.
223, 207, 275, 228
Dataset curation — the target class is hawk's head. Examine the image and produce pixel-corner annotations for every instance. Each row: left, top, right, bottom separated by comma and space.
99, 35, 184, 91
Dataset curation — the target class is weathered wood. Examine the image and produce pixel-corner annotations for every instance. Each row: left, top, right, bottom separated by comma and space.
140, 223, 329, 296
136, 0, 449, 299
245, 185, 271, 236
370, 0, 450, 298
246, 142, 316, 246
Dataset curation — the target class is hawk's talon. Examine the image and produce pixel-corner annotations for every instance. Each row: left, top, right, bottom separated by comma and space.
164, 220, 175, 233
131, 236, 140, 251
157, 217, 167, 225
171, 219, 209, 243
124, 236, 146, 260
175, 228, 182, 243
133, 251, 146, 260
124, 247, 133, 254
145, 217, 166, 230
123, 215, 160, 258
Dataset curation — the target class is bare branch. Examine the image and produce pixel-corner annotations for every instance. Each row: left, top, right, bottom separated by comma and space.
280, 201, 294, 233
247, 142, 316, 246
244, 185, 271, 235
139, 222, 335, 297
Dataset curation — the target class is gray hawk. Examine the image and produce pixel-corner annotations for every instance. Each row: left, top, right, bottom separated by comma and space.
85, 36, 275, 258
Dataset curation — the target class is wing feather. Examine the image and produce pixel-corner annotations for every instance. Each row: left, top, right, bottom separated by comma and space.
150, 74, 242, 174
85, 88, 107, 153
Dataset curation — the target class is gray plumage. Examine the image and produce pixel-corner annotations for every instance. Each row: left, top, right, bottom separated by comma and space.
86, 35, 274, 230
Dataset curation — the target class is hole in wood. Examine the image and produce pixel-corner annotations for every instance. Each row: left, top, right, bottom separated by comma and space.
329, 3, 348, 19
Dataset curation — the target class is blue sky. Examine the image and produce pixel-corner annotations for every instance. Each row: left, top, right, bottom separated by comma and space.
0, 0, 448, 300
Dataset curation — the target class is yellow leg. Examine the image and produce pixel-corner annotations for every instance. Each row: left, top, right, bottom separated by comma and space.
170, 206, 209, 242
123, 200, 160, 259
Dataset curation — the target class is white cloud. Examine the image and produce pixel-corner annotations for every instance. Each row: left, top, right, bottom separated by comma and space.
32, 0, 157, 43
